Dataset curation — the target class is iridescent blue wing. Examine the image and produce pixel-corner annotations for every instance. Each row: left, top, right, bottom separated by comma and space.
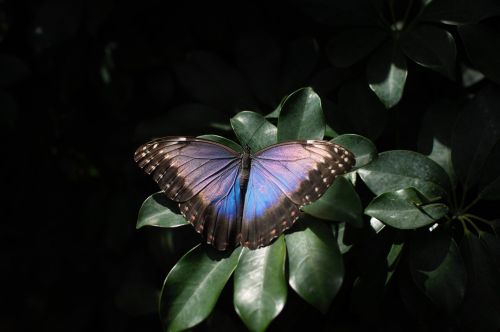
134, 137, 243, 250
241, 140, 355, 249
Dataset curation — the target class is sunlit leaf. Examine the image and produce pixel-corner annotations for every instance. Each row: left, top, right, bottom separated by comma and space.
286, 217, 343, 313
234, 236, 287, 332
159, 245, 242, 332
137, 192, 188, 229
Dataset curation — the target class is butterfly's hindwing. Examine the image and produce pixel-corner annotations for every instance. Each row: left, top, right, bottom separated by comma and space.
179, 163, 242, 250
241, 161, 300, 249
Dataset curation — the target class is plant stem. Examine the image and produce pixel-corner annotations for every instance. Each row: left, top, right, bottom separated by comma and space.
463, 215, 483, 235
461, 195, 481, 213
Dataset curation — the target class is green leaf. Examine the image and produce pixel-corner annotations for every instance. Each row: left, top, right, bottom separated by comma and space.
197, 134, 242, 152
302, 176, 363, 228
231, 111, 277, 152
420, 0, 500, 24
459, 23, 500, 85
401, 25, 456, 80
286, 217, 343, 313
233, 236, 287, 332
409, 228, 466, 315
277, 87, 325, 141
358, 150, 451, 198
332, 222, 353, 254
451, 86, 500, 189
367, 40, 408, 109
417, 100, 459, 188
335, 78, 388, 140
459, 233, 500, 330
326, 28, 388, 67
137, 192, 188, 229
479, 178, 500, 201
332, 134, 378, 169
478, 140, 500, 200
365, 188, 448, 229
159, 245, 242, 332
386, 240, 404, 284
324, 124, 338, 139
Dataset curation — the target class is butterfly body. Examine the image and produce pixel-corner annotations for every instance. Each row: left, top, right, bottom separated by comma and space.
135, 137, 355, 250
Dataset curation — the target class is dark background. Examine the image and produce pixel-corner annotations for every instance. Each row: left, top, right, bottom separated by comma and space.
2, 0, 498, 331
1, 1, 338, 331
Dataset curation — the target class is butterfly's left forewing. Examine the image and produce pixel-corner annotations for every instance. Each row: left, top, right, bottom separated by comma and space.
241, 140, 355, 248
134, 137, 243, 250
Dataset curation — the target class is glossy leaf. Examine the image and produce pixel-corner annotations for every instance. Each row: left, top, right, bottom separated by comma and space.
231, 111, 277, 152
417, 100, 459, 187
478, 139, 500, 200
459, 233, 500, 330
324, 124, 338, 139
479, 178, 500, 201
451, 86, 500, 189
336, 78, 388, 140
277, 87, 325, 141
327, 28, 388, 67
159, 245, 242, 332
303, 176, 363, 228
409, 229, 466, 314
358, 150, 451, 198
233, 236, 287, 332
197, 134, 243, 152
459, 23, 500, 84
421, 0, 500, 24
286, 217, 343, 313
367, 41, 408, 109
332, 134, 378, 169
365, 188, 448, 229
333, 222, 353, 254
386, 241, 404, 284
137, 192, 188, 229
401, 25, 456, 80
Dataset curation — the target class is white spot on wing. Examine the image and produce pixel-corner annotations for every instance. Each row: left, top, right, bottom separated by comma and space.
152, 143, 158, 149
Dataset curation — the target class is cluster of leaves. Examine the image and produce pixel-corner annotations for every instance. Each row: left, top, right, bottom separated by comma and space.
132, 0, 500, 331
137, 79, 500, 332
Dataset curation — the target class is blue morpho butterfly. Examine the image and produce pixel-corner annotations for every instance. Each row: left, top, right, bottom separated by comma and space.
134, 137, 355, 250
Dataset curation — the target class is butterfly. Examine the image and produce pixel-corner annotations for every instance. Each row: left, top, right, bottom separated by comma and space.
134, 137, 355, 250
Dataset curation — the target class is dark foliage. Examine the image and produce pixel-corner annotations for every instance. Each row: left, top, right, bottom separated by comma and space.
2, 0, 500, 331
